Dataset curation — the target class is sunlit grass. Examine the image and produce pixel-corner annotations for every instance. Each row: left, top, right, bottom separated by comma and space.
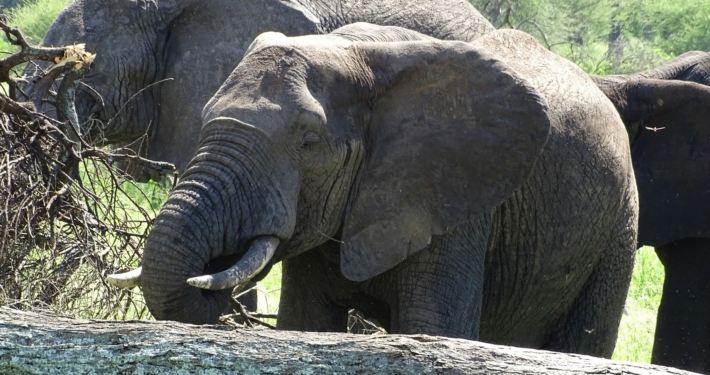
613, 246, 664, 363
0, 0, 71, 53
256, 263, 281, 322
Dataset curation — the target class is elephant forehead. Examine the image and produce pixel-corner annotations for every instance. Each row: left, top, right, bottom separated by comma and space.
204, 99, 287, 134
284, 34, 353, 53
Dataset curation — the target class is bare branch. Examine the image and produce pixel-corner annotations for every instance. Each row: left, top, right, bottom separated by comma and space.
0, 15, 66, 95
517, 19, 553, 49
0, 17, 172, 321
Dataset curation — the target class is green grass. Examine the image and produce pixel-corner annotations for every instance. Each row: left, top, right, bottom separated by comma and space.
613, 246, 665, 363
256, 263, 282, 320
0, 0, 71, 53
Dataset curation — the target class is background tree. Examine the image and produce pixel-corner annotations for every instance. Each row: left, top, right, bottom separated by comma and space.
468, 0, 709, 74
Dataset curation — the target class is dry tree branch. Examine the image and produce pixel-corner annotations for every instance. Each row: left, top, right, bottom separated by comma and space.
0, 17, 175, 320
221, 297, 277, 330
516, 19, 553, 50
0, 15, 67, 98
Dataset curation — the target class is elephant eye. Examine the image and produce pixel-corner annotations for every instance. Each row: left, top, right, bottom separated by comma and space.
300, 131, 321, 151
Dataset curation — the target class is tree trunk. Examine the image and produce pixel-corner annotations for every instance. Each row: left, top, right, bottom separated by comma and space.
0, 308, 695, 374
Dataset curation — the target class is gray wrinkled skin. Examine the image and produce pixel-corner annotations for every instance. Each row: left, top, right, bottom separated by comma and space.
24, 0, 494, 180
592, 53, 710, 372
141, 24, 637, 359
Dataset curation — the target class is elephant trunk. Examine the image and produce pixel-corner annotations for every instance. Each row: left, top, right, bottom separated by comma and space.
141, 119, 297, 323
141, 198, 230, 323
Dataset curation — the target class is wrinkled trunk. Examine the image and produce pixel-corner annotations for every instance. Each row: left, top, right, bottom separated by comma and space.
141, 184, 233, 323
140, 121, 297, 324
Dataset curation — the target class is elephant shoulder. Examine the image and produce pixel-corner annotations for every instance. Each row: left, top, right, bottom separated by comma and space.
470, 30, 624, 134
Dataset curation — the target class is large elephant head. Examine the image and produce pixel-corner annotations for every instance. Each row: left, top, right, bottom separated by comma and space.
24, 0, 493, 178
112, 24, 550, 324
593, 70, 710, 247
25, 0, 198, 142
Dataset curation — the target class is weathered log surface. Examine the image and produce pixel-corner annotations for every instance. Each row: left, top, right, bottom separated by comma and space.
0, 308, 694, 374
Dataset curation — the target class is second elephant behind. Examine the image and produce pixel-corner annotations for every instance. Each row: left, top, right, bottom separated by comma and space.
593, 53, 710, 373
113, 24, 638, 358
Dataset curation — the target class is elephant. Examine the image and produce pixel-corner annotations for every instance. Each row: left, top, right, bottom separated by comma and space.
592, 52, 710, 372
23, 0, 494, 180
23, 0, 493, 313
109, 23, 638, 358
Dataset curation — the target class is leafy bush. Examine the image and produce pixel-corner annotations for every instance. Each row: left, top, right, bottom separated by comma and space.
621, 0, 710, 57
469, 0, 710, 74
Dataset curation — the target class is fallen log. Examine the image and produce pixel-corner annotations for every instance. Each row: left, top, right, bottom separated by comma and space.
0, 308, 694, 374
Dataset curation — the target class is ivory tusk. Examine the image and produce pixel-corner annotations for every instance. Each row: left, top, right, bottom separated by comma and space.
186, 236, 279, 290
106, 266, 142, 288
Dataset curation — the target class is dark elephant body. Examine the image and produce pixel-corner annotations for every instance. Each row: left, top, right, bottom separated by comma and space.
593, 54, 710, 247
137, 25, 637, 358
593, 52, 710, 372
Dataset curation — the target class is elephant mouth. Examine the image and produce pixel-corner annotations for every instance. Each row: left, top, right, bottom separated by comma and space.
203, 252, 245, 276
186, 236, 280, 291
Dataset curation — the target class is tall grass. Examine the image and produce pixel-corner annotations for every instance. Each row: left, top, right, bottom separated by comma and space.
256, 263, 281, 320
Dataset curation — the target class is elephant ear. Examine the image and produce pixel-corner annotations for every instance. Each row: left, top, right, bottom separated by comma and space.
622, 79, 710, 246
340, 41, 551, 281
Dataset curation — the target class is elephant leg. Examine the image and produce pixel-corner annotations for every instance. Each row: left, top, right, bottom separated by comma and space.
652, 238, 710, 373
385, 223, 488, 339
542, 207, 637, 358
276, 242, 354, 332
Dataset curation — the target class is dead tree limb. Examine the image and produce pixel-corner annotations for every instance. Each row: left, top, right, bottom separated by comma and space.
0, 15, 68, 99
0, 17, 173, 319
0, 308, 695, 375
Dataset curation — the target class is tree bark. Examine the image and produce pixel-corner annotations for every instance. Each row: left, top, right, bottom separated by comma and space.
0, 308, 695, 374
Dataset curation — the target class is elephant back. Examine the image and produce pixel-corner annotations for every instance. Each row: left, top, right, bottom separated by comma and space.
297, 0, 494, 42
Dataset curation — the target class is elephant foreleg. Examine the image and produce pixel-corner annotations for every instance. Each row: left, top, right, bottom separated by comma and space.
276, 242, 353, 332
652, 238, 710, 373
381, 223, 489, 339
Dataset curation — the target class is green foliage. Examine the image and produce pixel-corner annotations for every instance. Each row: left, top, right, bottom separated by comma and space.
0, 0, 70, 53
469, 0, 709, 74
612, 247, 664, 363
620, 0, 710, 56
